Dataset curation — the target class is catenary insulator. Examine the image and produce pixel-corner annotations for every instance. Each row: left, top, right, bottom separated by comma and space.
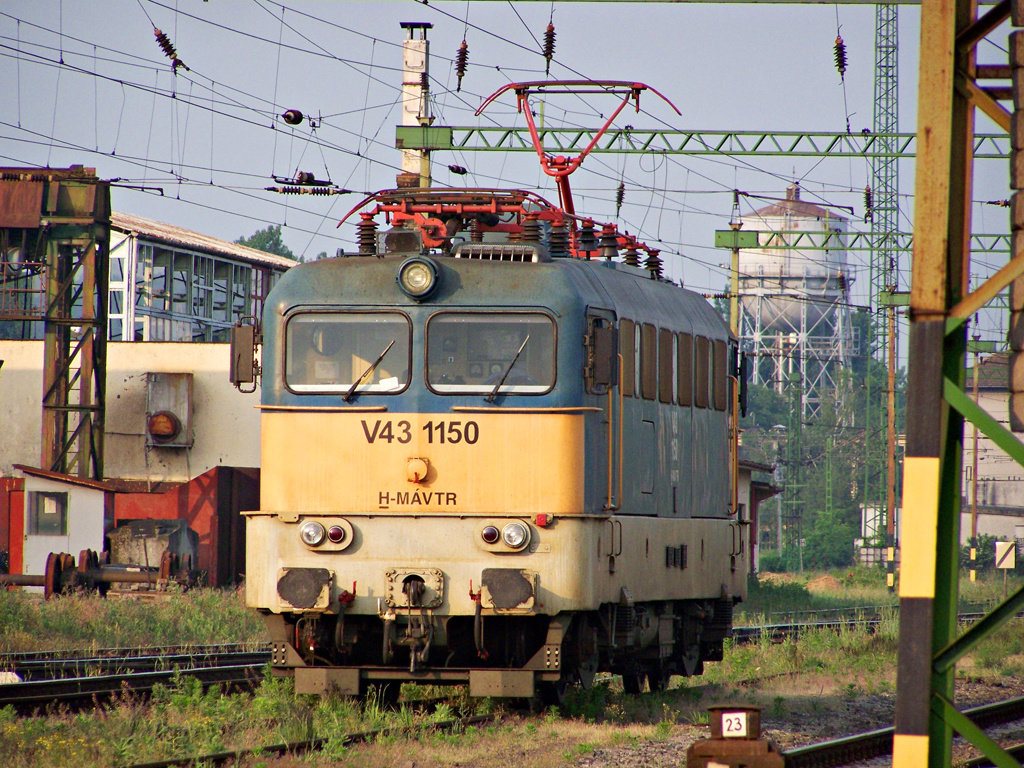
455, 40, 469, 93
273, 186, 335, 195
645, 249, 663, 279
623, 242, 640, 267
863, 186, 873, 222
615, 182, 625, 217
448, 165, 468, 175
154, 28, 188, 71
577, 220, 597, 258
543, 23, 556, 76
521, 214, 542, 243
282, 110, 303, 125
834, 36, 847, 81
357, 213, 378, 256
599, 224, 619, 261
548, 220, 569, 257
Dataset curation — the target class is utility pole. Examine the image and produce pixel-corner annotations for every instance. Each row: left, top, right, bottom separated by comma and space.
970, 331, 981, 582
399, 22, 433, 188
886, 296, 897, 592
871, 1, 900, 591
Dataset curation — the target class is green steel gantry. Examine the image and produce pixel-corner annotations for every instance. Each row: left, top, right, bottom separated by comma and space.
895, 0, 1024, 766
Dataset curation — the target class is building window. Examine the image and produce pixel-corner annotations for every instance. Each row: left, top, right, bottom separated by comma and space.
124, 239, 275, 343
27, 492, 68, 536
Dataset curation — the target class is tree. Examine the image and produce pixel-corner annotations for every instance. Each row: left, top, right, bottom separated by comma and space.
235, 225, 297, 260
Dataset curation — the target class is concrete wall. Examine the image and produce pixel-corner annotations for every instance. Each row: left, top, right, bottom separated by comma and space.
0, 341, 260, 483
967, 389, 1024, 508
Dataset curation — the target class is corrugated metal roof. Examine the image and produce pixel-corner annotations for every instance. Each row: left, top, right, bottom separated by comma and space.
110, 211, 297, 270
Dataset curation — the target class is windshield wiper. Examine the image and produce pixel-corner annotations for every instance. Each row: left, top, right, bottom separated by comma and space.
343, 339, 396, 402
485, 334, 530, 403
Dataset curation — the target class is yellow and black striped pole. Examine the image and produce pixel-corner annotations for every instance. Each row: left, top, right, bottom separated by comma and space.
893, 0, 974, 764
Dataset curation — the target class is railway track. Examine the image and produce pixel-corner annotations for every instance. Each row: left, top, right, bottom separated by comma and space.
127, 711, 498, 768
0, 646, 270, 681
0, 662, 264, 713
783, 696, 1024, 768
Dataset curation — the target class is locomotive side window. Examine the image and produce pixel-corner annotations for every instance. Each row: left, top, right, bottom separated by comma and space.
677, 333, 693, 406
285, 312, 411, 393
640, 323, 657, 401
658, 328, 674, 404
713, 339, 728, 411
619, 319, 635, 398
586, 315, 618, 393
426, 311, 555, 394
694, 336, 710, 408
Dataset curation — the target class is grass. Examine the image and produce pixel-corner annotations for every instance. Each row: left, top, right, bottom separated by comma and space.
739, 566, 1024, 625
0, 587, 267, 652
3, 570, 1023, 766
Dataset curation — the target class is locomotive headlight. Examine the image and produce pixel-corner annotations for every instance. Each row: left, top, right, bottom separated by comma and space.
299, 520, 326, 547
327, 525, 346, 543
397, 256, 440, 300
481, 525, 500, 544
501, 522, 529, 549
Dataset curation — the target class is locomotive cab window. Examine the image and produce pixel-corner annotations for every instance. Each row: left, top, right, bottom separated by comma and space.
426, 311, 555, 394
285, 312, 411, 393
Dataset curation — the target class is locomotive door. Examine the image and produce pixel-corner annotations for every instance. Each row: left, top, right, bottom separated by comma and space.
585, 310, 620, 512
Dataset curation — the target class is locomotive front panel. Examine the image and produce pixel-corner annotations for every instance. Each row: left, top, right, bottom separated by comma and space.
258, 411, 585, 517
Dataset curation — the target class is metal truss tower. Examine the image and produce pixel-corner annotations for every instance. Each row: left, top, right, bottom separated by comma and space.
866, 3, 901, 584
0, 167, 110, 480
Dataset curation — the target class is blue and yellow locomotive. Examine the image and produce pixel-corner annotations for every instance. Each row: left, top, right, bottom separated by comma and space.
233, 185, 745, 702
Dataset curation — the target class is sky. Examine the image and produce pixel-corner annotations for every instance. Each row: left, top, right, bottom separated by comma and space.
0, 0, 1013, 343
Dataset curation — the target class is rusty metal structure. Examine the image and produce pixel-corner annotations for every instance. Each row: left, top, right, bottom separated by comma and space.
0, 167, 110, 480
894, 0, 1024, 766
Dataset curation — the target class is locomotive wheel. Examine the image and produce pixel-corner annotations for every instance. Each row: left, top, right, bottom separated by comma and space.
536, 678, 569, 709
621, 663, 646, 695
43, 552, 61, 600
646, 662, 672, 692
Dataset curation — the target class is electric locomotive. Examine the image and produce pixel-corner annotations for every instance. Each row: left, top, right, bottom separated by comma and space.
231, 182, 746, 703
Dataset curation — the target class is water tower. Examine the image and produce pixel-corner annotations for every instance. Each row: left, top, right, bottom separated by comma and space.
737, 183, 854, 416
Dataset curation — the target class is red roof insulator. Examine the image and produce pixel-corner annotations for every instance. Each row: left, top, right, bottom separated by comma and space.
623, 242, 640, 268
456, 40, 469, 93
358, 213, 378, 256
599, 224, 619, 261
577, 220, 597, 259
548, 219, 569, 257
543, 23, 556, 76
645, 249, 663, 279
